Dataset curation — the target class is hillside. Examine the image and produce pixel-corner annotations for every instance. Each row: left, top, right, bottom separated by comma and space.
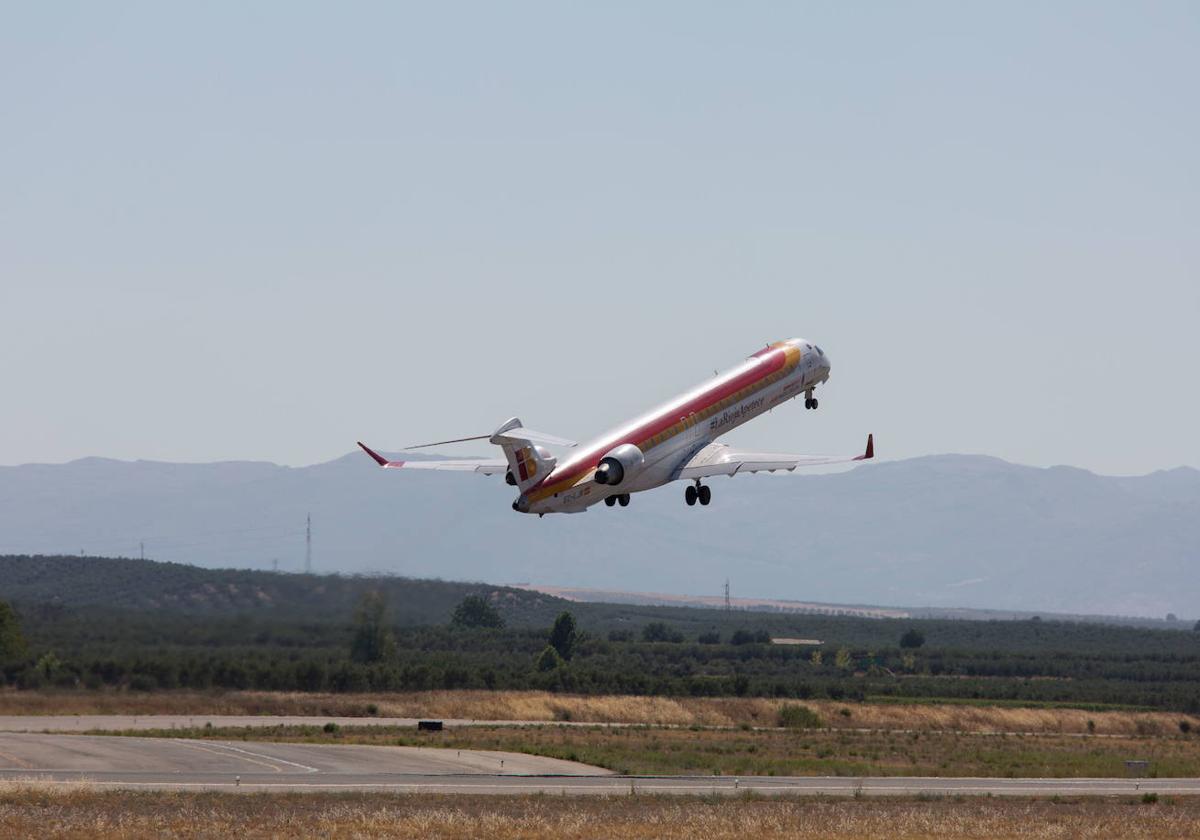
0, 554, 564, 626
1, 453, 1198, 616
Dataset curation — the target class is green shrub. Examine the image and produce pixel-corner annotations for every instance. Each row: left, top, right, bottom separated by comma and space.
641, 622, 684, 643
777, 704, 822, 729
535, 645, 563, 672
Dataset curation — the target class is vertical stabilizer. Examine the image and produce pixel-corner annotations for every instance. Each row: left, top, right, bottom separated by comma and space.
490, 417, 559, 491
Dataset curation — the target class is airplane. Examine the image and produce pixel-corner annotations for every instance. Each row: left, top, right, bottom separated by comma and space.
357, 338, 873, 516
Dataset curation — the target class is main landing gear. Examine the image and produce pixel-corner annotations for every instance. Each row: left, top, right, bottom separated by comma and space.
604, 493, 630, 508
804, 389, 819, 410
685, 481, 711, 507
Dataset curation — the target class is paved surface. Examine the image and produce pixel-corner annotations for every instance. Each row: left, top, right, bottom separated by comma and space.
0, 733, 606, 784
0, 733, 1195, 796
0, 715, 549, 732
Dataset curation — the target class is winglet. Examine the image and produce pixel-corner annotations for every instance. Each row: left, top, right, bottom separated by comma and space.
357, 441, 398, 467
854, 433, 874, 461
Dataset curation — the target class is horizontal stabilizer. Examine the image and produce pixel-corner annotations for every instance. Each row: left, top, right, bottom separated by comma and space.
490, 427, 577, 448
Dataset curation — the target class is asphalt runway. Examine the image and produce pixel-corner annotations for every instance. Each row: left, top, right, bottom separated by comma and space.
0, 732, 604, 784
0, 714, 543, 732
0, 733, 1197, 796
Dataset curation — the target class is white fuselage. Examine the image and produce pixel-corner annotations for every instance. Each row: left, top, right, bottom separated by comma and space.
519, 338, 831, 514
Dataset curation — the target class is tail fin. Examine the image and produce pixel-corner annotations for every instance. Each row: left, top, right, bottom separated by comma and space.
490, 417, 560, 491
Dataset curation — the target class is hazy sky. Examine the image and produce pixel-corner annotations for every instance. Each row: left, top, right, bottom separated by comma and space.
3, 3, 1196, 475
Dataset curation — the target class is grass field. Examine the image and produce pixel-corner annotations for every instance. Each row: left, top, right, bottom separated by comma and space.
0, 787, 1197, 839
106, 722, 1200, 778
7, 689, 1197, 736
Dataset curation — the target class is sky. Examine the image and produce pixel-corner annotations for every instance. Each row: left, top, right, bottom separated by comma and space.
2, 2, 1197, 476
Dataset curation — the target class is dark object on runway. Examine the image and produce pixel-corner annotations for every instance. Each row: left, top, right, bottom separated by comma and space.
418, 720, 444, 732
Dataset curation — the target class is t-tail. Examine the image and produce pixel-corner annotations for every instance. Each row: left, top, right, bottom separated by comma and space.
490, 417, 563, 491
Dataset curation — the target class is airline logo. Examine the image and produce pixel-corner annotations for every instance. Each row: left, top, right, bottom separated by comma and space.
515, 446, 538, 482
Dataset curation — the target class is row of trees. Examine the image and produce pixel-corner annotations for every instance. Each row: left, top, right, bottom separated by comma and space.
3, 592, 1200, 710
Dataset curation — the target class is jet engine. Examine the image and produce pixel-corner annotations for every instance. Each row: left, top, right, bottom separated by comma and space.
594, 443, 644, 487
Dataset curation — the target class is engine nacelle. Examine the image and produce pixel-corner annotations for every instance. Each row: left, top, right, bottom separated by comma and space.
594, 443, 644, 487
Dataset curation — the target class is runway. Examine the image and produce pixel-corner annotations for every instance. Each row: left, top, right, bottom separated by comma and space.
0, 733, 1196, 796
0, 714, 555, 733
0, 732, 605, 783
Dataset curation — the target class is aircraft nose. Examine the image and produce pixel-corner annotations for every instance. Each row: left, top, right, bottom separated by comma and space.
815, 345, 831, 376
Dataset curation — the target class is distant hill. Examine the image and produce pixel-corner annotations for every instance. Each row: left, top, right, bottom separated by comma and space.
0, 554, 565, 626
1, 452, 1197, 617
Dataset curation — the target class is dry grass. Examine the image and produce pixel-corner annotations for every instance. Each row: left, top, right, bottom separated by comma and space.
5, 689, 1197, 737
0, 788, 1198, 839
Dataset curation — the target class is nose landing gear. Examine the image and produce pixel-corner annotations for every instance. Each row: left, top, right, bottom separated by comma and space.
685, 481, 711, 507
804, 389, 819, 410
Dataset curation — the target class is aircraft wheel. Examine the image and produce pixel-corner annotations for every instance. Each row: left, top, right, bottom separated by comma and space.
685, 485, 697, 506
618, 493, 630, 507
804, 398, 812, 409
698, 485, 712, 506
811, 398, 818, 409
604, 495, 617, 507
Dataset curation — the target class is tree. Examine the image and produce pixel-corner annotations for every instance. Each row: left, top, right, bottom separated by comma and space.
1193, 620, 1200, 633
641, 622, 683, 643
0, 601, 27, 665
548, 611, 577, 661
899, 628, 926, 649
450, 595, 505, 629
730, 628, 771, 645
535, 645, 563, 671
350, 591, 396, 663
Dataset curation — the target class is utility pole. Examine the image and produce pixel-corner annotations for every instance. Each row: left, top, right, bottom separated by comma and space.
724, 578, 731, 612
305, 513, 312, 575
140, 541, 145, 561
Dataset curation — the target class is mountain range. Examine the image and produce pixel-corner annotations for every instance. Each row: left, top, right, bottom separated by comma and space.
1, 451, 1196, 618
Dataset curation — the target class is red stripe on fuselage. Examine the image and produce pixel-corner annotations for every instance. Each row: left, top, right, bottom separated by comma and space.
529, 345, 792, 499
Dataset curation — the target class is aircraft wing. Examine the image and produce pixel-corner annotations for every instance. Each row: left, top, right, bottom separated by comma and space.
357, 442, 508, 475
674, 434, 874, 480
